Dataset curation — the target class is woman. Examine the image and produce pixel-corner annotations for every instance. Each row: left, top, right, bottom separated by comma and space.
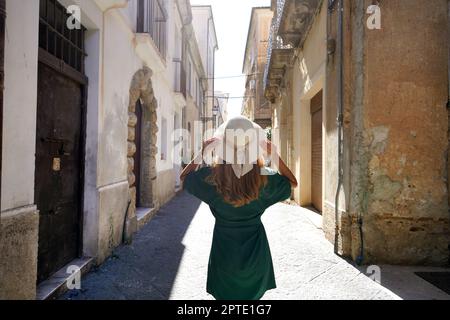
180, 116, 298, 300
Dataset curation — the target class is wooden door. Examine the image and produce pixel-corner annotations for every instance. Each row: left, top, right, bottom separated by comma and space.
36, 0, 87, 282
311, 90, 323, 213
35, 63, 83, 282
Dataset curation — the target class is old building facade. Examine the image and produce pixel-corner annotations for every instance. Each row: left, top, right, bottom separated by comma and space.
0, 0, 216, 299
191, 5, 218, 140
264, 0, 450, 265
242, 7, 273, 129
213, 91, 229, 129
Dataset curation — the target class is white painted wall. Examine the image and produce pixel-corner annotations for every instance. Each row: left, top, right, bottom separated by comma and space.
1, 0, 40, 212
0, 0, 203, 294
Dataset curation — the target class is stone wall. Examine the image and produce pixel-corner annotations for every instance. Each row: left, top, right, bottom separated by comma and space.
0, 207, 38, 299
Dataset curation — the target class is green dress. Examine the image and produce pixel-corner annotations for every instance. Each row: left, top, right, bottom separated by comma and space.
183, 166, 292, 300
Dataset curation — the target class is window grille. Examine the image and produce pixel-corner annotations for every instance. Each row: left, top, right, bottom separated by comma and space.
39, 0, 86, 74
137, 0, 167, 59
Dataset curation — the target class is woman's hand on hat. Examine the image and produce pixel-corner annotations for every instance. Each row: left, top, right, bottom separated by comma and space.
260, 139, 275, 155
202, 137, 221, 154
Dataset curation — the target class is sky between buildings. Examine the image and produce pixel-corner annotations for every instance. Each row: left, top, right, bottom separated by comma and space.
190, 0, 271, 118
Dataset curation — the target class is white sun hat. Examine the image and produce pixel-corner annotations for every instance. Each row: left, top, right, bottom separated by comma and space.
211, 116, 268, 178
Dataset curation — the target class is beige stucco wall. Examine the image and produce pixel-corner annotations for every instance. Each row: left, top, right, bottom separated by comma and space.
360, 0, 449, 265
242, 8, 272, 128
327, 0, 450, 264
291, 1, 327, 208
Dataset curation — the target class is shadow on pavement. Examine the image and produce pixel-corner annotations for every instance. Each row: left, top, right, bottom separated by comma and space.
62, 192, 202, 300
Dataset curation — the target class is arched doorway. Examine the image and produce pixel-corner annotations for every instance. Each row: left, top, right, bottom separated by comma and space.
125, 67, 158, 240
134, 99, 143, 207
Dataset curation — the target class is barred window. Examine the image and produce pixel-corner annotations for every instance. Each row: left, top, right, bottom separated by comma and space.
39, 0, 86, 73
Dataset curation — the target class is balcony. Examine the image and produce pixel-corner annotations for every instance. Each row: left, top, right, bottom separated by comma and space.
264, 0, 322, 102
173, 59, 187, 105
137, 0, 167, 59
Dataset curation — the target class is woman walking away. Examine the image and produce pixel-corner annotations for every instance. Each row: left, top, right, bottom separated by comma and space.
180, 116, 298, 300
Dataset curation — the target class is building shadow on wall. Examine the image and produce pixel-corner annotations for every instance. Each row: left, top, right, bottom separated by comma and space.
62, 191, 202, 300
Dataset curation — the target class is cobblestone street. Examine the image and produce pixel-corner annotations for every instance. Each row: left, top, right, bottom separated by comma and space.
62, 192, 450, 300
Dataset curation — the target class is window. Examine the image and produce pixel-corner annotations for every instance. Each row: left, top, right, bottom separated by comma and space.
137, 0, 167, 59
197, 79, 201, 107
194, 75, 198, 104
161, 117, 167, 161
188, 61, 192, 96
199, 87, 203, 108
39, 0, 86, 74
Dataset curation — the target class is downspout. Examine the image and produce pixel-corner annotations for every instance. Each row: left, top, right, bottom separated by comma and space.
333, 0, 344, 256
0, 0, 5, 210
212, 39, 217, 130
205, 16, 211, 140
447, 1, 450, 264
448, 0, 450, 109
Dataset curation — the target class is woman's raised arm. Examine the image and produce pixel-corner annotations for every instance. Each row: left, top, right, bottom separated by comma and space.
262, 140, 298, 188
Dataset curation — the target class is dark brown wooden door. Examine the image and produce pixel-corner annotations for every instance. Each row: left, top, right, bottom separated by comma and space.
311, 90, 323, 213
134, 100, 143, 207
35, 63, 83, 283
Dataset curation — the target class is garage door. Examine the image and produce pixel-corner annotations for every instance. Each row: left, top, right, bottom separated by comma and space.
311, 90, 323, 213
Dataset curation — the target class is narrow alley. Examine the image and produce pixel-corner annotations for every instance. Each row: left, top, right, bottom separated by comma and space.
62, 192, 450, 300
1, 0, 449, 303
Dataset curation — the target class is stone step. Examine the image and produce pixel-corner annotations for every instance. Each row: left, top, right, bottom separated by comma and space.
36, 257, 94, 300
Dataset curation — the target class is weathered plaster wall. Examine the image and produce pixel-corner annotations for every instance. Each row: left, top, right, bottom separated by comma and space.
327, 0, 450, 264
361, 0, 449, 265
321, 0, 350, 249
86, 4, 178, 261
0, 207, 38, 299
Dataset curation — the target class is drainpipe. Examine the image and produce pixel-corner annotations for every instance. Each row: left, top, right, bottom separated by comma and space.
212, 40, 217, 130
333, 0, 344, 256
448, 0, 450, 108
0, 0, 5, 209
205, 16, 212, 140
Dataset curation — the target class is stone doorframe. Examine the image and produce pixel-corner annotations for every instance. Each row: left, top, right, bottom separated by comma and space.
125, 66, 158, 240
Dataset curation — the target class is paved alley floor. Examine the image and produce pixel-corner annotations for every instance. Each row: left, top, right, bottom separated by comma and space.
62, 192, 450, 300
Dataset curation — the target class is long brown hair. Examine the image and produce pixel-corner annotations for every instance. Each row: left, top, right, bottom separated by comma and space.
206, 158, 268, 207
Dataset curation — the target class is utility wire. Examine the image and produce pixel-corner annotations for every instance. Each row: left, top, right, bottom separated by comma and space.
206, 96, 255, 99
201, 73, 261, 80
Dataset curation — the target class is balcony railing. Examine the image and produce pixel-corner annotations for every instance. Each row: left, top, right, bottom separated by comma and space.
137, 0, 167, 59
264, 0, 321, 95
263, 0, 292, 90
